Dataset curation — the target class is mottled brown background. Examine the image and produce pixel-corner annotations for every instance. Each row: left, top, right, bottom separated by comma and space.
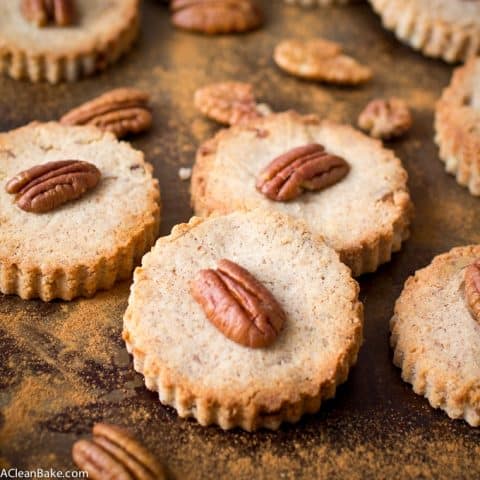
1, 1, 480, 478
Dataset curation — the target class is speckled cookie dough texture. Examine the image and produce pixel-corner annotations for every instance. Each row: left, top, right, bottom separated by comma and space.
0, 122, 161, 301
0, 0, 140, 83
391, 245, 480, 427
123, 209, 364, 431
369, 0, 480, 63
435, 57, 480, 196
191, 111, 413, 276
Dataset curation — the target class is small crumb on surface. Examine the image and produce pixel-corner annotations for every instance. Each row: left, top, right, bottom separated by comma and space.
256, 103, 273, 116
179, 167, 192, 181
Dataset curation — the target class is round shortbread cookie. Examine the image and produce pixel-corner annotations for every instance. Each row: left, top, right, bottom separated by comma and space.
0, 0, 139, 83
123, 209, 363, 431
435, 57, 480, 196
0, 122, 160, 301
369, 0, 480, 63
391, 245, 480, 427
191, 111, 412, 276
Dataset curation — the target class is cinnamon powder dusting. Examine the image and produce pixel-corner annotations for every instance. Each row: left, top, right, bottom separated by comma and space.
1, 280, 479, 477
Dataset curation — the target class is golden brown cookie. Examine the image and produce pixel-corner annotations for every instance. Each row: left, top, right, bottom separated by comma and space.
123, 209, 363, 431
369, 0, 480, 63
391, 245, 480, 426
435, 57, 480, 196
191, 111, 412, 276
0, 0, 140, 83
0, 122, 160, 301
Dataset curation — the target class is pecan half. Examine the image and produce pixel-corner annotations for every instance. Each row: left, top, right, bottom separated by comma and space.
465, 259, 480, 324
273, 38, 372, 86
60, 88, 152, 139
191, 259, 286, 348
171, 0, 264, 35
5, 160, 101, 213
194, 82, 268, 126
72, 423, 166, 480
358, 97, 412, 140
256, 143, 350, 202
21, 0, 75, 27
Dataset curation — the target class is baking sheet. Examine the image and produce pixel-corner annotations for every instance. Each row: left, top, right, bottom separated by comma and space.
1, 1, 480, 478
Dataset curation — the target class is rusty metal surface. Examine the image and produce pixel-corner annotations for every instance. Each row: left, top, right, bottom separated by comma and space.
1, 1, 480, 478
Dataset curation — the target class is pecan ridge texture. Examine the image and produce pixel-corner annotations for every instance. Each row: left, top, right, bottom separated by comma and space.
194, 81, 263, 126
358, 97, 412, 140
60, 88, 152, 139
191, 259, 286, 348
256, 143, 350, 202
465, 259, 480, 324
274, 38, 372, 86
21, 0, 75, 27
5, 160, 101, 213
72, 423, 166, 480
171, 0, 264, 35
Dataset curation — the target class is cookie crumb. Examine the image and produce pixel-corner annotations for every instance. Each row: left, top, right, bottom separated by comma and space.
179, 167, 192, 181
255, 103, 273, 117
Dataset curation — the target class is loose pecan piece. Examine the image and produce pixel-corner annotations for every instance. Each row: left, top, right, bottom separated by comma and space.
72, 423, 166, 480
171, 0, 264, 35
21, 0, 75, 27
191, 259, 286, 348
5, 160, 101, 213
194, 82, 268, 126
358, 97, 412, 140
60, 88, 152, 139
274, 38, 372, 85
256, 143, 350, 202
465, 259, 480, 324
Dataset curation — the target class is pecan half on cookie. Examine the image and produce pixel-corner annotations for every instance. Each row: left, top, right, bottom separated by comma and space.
72, 423, 166, 480
465, 259, 480, 324
21, 0, 75, 27
171, 0, 264, 35
191, 259, 286, 348
5, 160, 101, 213
60, 88, 152, 139
256, 143, 350, 202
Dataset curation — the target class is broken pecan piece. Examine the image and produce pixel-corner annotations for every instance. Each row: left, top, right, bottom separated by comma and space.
274, 38, 372, 86
256, 143, 350, 202
21, 0, 75, 27
358, 97, 412, 140
194, 82, 268, 126
72, 423, 166, 480
465, 259, 480, 324
60, 88, 152, 139
171, 0, 264, 35
5, 160, 101, 213
191, 259, 286, 348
